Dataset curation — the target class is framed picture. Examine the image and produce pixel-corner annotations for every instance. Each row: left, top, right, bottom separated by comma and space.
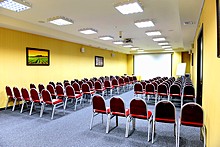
217, 0, 220, 57
26, 47, 50, 66
95, 56, 104, 67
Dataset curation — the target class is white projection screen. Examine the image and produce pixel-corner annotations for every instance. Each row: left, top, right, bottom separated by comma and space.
134, 53, 172, 80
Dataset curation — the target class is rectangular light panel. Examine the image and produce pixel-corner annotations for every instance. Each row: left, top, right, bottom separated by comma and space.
0, 0, 31, 12
115, 0, 143, 15
135, 20, 154, 28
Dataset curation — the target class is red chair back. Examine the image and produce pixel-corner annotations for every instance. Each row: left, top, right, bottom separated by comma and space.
94, 81, 102, 89
38, 84, 45, 93
145, 83, 155, 94
30, 83, 36, 89
134, 82, 143, 92
66, 85, 75, 97
130, 98, 148, 118
72, 82, 81, 94
82, 83, 90, 93
169, 84, 181, 96
30, 88, 41, 102
21, 88, 31, 101
13, 87, 22, 100
118, 78, 125, 85
104, 80, 112, 88
157, 84, 168, 95
183, 85, 195, 97
92, 95, 107, 113
41, 89, 52, 102
64, 82, 70, 88
110, 97, 125, 116
6, 86, 13, 98
55, 85, 65, 95
112, 79, 119, 86
87, 81, 94, 89
47, 84, 56, 95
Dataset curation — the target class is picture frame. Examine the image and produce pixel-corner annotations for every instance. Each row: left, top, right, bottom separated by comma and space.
217, 0, 220, 57
26, 47, 50, 66
95, 56, 104, 67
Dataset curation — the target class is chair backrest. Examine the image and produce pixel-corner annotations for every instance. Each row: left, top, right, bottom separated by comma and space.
87, 81, 94, 89
66, 85, 75, 97
56, 82, 63, 87
169, 84, 181, 95
155, 100, 176, 122
145, 83, 155, 93
55, 85, 65, 95
157, 84, 168, 94
133, 76, 137, 82
92, 95, 107, 113
64, 82, 70, 87
49, 81, 56, 88
130, 98, 148, 118
183, 85, 195, 97
13, 87, 22, 99
129, 76, 133, 83
78, 80, 84, 88
180, 103, 203, 127
110, 96, 125, 115
104, 80, 112, 88
41, 89, 52, 102
134, 82, 143, 92
47, 84, 56, 95
72, 82, 81, 92
94, 81, 102, 89
30, 83, 36, 89
124, 77, 130, 83
6, 86, 13, 98
140, 81, 147, 89
112, 78, 119, 86
118, 78, 125, 85
151, 82, 158, 91
38, 84, 45, 93
81, 83, 90, 92
21, 88, 31, 101
30, 88, 40, 101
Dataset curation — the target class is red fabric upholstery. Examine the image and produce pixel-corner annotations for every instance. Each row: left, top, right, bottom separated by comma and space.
145, 83, 155, 94
92, 95, 108, 114
181, 121, 203, 127
30, 88, 41, 102
130, 111, 152, 119
13, 87, 22, 100
130, 98, 151, 119
110, 97, 129, 117
155, 118, 175, 123
45, 99, 63, 105
6, 86, 14, 99
155, 101, 175, 121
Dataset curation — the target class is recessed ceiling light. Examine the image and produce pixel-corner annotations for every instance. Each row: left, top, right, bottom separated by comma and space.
153, 37, 166, 41
99, 36, 114, 40
131, 47, 139, 50
79, 28, 98, 35
48, 16, 74, 26
113, 40, 124, 44
164, 48, 173, 51
0, 0, 31, 12
145, 31, 161, 36
123, 44, 133, 48
114, 0, 143, 15
135, 20, 154, 28
158, 42, 169, 45
162, 45, 171, 49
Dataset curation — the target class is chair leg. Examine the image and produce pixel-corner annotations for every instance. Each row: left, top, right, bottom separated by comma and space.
106, 114, 111, 133
29, 102, 34, 115
181, 96, 183, 107
177, 123, 181, 147
203, 126, 206, 147
152, 120, 155, 143
90, 112, 94, 130
64, 98, 68, 110
12, 99, 17, 111
147, 120, 151, 142
51, 105, 56, 119
40, 103, 44, 117
125, 117, 130, 137
175, 122, 178, 147
5, 98, 10, 110
116, 116, 118, 126
20, 100, 25, 113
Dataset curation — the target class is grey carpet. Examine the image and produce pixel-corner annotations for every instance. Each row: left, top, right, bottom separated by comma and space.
0, 90, 203, 147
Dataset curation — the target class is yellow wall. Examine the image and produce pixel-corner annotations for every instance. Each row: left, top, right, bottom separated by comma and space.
0, 27, 127, 108
192, 0, 220, 146
182, 52, 190, 73
127, 54, 133, 75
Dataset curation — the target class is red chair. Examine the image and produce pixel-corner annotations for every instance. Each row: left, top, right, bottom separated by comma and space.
81, 83, 95, 104
55, 85, 67, 109
65, 85, 83, 110
5, 86, 14, 110
46, 84, 57, 99
152, 100, 177, 144
64, 82, 70, 88
20, 88, 31, 113
38, 84, 45, 94
30, 88, 42, 116
178, 103, 206, 147
118, 78, 126, 92
41, 89, 64, 119
125, 98, 152, 141
106, 96, 129, 134
157, 84, 169, 101
104, 80, 114, 96
112, 78, 120, 94
12, 87, 23, 112
181, 85, 196, 107
169, 84, 181, 102
30, 83, 36, 89
90, 94, 110, 130
72, 82, 82, 95
145, 83, 157, 103
133, 82, 145, 97
94, 81, 106, 96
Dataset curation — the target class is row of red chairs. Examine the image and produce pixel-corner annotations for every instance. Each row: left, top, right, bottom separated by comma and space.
90, 95, 206, 146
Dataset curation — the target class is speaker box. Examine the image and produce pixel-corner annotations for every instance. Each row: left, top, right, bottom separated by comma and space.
80, 47, 85, 53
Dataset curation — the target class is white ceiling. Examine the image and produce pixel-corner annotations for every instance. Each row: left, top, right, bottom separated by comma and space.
0, 0, 204, 54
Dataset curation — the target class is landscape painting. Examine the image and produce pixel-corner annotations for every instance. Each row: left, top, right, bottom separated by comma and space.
26, 47, 50, 66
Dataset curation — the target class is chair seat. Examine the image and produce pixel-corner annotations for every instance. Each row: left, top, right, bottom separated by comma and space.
111, 108, 129, 117
145, 92, 155, 95
130, 111, 152, 119
24, 98, 31, 101
96, 88, 106, 91
94, 107, 110, 114
170, 94, 181, 96
158, 93, 168, 96
57, 94, 65, 97
135, 91, 145, 94
45, 99, 63, 105
105, 86, 114, 89
84, 91, 95, 94
33, 99, 41, 103
183, 95, 195, 98
181, 121, 203, 127
155, 117, 175, 123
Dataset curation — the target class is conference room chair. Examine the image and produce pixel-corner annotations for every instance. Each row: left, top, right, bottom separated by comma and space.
72, 82, 82, 95
118, 78, 126, 92
145, 83, 157, 103
65, 85, 83, 110
49, 81, 56, 88
169, 84, 182, 102
87, 81, 94, 91
178, 103, 206, 147
125, 98, 152, 142
38, 84, 45, 94
12, 87, 23, 112
104, 80, 114, 96
106, 96, 129, 134
20, 88, 31, 113
29, 88, 42, 116
90, 94, 110, 130
78, 80, 84, 89
132, 76, 137, 83
152, 100, 177, 145
94, 81, 106, 96
5, 86, 14, 110
64, 82, 70, 88
157, 84, 169, 101
181, 85, 196, 107
41, 89, 64, 119
55, 85, 67, 110
124, 77, 132, 90
112, 78, 120, 94
133, 82, 145, 98
46, 84, 57, 99
81, 83, 95, 104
